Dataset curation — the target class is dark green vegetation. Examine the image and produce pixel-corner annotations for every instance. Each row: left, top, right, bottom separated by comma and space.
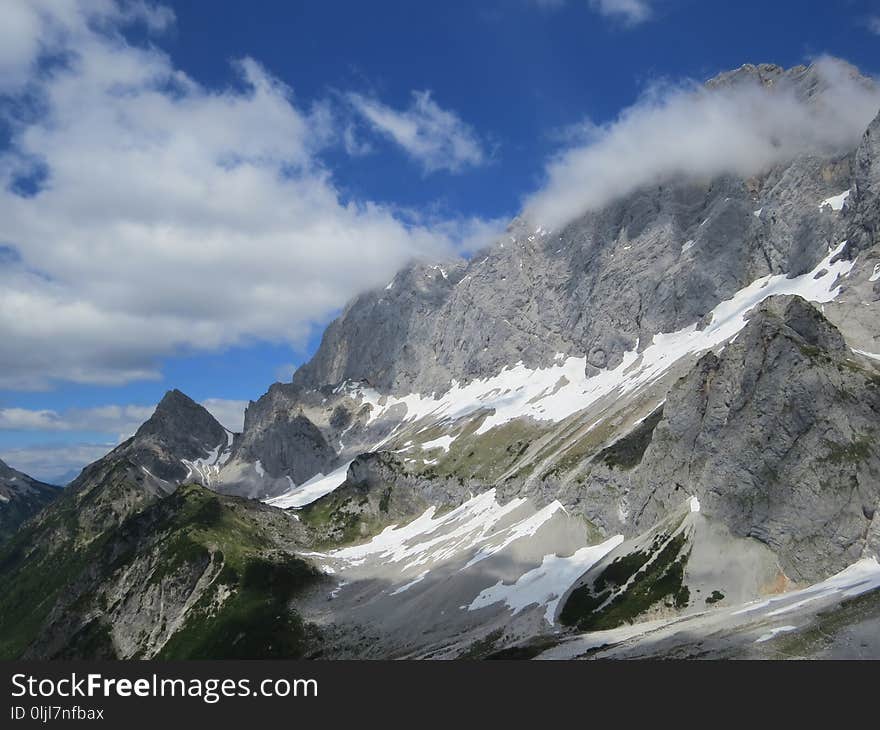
458, 628, 505, 659
485, 637, 561, 660
706, 590, 725, 605
559, 531, 691, 632
593, 407, 664, 470
159, 554, 318, 659
0, 478, 318, 659
299, 483, 395, 547
818, 434, 873, 465
299, 455, 430, 548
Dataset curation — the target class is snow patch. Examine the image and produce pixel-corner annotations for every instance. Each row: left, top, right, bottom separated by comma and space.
420, 434, 457, 452
462, 500, 565, 569
732, 557, 880, 618
467, 535, 624, 624
390, 571, 429, 596
181, 438, 233, 486
755, 625, 797, 643
265, 461, 352, 509
819, 189, 850, 212
853, 348, 880, 362
325, 489, 569, 580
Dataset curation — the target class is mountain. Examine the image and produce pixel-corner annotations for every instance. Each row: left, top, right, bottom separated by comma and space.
0, 458, 58, 543
1, 61, 879, 659
32, 389, 235, 540
0, 483, 314, 659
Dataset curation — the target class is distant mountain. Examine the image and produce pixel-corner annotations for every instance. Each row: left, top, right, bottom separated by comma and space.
46, 469, 83, 487
0, 458, 58, 543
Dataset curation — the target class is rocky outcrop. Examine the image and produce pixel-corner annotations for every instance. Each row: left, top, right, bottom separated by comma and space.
232, 385, 336, 483
630, 296, 880, 582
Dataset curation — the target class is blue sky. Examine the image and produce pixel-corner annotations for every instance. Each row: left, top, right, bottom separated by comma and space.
1, 0, 879, 481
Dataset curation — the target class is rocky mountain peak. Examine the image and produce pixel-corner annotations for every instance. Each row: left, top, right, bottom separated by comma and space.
748, 294, 847, 354
0, 457, 17, 480
704, 59, 870, 101
135, 389, 226, 453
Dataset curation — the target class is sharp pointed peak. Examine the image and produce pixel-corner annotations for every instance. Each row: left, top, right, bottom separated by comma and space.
156, 388, 199, 409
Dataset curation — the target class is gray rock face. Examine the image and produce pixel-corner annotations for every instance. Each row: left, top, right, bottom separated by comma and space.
0, 458, 58, 543
292, 64, 861, 395
292, 259, 467, 393
128, 389, 229, 483
630, 295, 880, 583
850, 109, 880, 254
233, 385, 335, 483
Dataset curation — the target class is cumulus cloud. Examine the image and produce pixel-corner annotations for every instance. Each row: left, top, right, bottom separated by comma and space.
200, 399, 248, 432
0, 0, 173, 90
524, 57, 880, 229
347, 90, 486, 173
531, 0, 653, 25
0, 404, 154, 435
589, 0, 652, 25
0, 1, 484, 390
0, 442, 114, 483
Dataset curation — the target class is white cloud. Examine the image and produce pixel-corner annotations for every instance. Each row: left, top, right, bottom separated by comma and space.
200, 399, 248, 432
525, 57, 880, 229
0, 0, 173, 91
531, 0, 653, 25
0, 404, 154, 435
589, 0, 652, 25
0, 1, 482, 390
348, 90, 486, 173
868, 16, 880, 36
0, 442, 115, 483
342, 124, 373, 157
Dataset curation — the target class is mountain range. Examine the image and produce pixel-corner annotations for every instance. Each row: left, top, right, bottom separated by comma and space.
1, 61, 879, 659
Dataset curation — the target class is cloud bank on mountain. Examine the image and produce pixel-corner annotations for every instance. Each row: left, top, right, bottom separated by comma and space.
525, 57, 880, 229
